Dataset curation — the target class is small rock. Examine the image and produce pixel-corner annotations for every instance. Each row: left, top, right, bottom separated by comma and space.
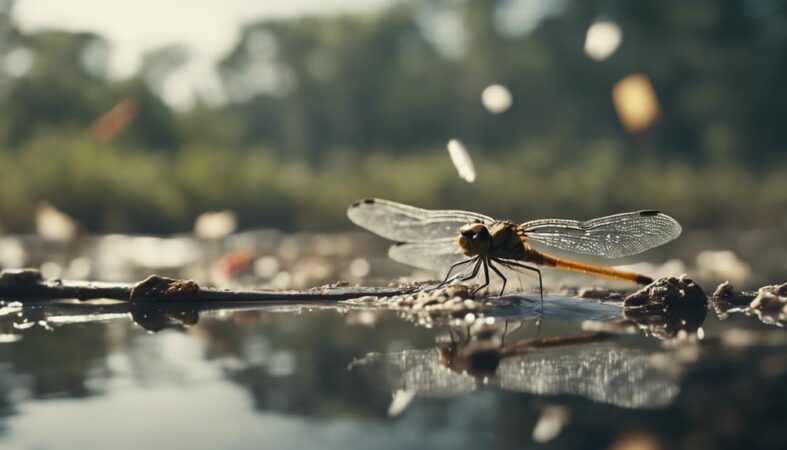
623, 275, 707, 309
130, 275, 200, 300
623, 275, 707, 340
749, 281, 787, 326
578, 286, 611, 300
710, 281, 755, 307
0, 269, 43, 286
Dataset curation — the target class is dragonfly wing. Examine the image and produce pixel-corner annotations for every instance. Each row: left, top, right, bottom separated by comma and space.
521, 210, 681, 259
349, 349, 477, 398
348, 198, 493, 242
497, 345, 679, 408
388, 239, 466, 273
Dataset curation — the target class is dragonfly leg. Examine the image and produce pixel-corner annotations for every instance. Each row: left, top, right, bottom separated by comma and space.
438, 259, 474, 287
458, 258, 482, 282
471, 259, 490, 295
494, 259, 544, 305
488, 260, 507, 296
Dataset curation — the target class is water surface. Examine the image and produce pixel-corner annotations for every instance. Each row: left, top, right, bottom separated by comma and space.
0, 293, 784, 450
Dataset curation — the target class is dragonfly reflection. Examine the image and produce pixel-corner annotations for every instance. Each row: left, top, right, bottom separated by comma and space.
348, 198, 681, 297
350, 320, 679, 410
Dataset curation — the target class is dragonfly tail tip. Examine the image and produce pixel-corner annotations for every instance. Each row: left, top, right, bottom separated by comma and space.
636, 274, 654, 285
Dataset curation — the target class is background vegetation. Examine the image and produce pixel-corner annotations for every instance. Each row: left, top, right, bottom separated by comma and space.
0, 0, 785, 233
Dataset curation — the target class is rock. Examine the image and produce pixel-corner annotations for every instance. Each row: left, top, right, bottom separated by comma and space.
578, 286, 612, 300
749, 281, 787, 326
622, 275, 707, 340
710, 281, 755, 307
130, 275, 200, 300
0, 268, 43, 286
623, 275, 706, 309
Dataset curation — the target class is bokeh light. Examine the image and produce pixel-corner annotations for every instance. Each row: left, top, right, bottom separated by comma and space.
481, 84, 513, 114
584, 20, 623, 61
612, 74, 660, 134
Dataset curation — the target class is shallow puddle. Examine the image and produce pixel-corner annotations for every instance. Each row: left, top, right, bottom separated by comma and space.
0, 292, 784, 450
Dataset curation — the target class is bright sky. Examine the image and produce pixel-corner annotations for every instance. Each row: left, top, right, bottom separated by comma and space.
12, 0, 395, 108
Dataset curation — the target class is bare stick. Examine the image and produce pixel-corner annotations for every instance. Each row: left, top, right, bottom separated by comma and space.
0, 270, 416, 303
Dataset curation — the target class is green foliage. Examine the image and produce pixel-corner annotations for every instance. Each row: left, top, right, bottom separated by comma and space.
0, 0, 785, 233
0, 133, 783, 233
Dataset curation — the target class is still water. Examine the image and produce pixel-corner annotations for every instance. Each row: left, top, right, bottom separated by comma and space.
0, 294, 784, 450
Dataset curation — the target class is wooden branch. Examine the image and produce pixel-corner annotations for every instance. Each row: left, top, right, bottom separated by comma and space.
0, 269, 416, 303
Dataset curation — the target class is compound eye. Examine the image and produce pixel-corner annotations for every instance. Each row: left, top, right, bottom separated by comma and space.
460, 225, 475, 237
460, 223, 487, 239
469, 223, 486, 235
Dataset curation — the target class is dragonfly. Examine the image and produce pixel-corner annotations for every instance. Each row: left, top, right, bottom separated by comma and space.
347, 198, 682, 298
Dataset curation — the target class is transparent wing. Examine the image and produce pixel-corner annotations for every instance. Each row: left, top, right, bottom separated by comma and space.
388, 239, 466, 273
348, 198, 493, 242
498, 346, 679, 409
349, 349, 477, 398
521, 210, 681, 259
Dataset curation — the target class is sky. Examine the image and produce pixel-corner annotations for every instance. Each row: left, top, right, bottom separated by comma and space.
12, 0, 396, 108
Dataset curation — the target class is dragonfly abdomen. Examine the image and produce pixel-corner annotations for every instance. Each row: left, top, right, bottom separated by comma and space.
525, 247, 653, 285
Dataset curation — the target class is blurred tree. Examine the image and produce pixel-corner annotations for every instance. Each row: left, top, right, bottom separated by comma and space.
0, 0, 785, 232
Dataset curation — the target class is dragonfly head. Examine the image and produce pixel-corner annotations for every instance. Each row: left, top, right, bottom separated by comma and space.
458, 223, 491, 256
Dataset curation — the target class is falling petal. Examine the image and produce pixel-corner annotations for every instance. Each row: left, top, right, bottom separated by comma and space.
532, 405, 571, 443
447, 139, 476, 183
612, 74, 660, 134
584, 20, 623, 61
92, 98, 138, 143
388, 389, 416, 417
481, 84, 513, 114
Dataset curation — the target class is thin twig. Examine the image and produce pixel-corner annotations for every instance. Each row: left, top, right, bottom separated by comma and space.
0, 269, 416, 303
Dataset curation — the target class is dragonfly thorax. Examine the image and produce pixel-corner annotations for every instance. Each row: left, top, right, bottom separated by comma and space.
457, 222, 527, 260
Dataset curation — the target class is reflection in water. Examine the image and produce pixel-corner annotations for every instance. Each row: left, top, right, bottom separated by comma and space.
351, 320, 680, 410
130, 304, 200, 332
497, 346, 678, 408
623, 299, 708, 340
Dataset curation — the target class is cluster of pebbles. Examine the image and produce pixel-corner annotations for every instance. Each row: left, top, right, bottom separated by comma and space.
378, 284, 491, 322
